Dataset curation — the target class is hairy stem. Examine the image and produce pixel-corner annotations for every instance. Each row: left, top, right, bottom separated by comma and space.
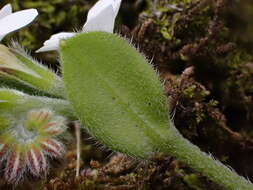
75, 121, 81, 178
0, 88, 76, 120
27, 95, 76, 120
162, 124, 253, 190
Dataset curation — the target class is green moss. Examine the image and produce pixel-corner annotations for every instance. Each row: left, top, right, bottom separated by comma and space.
184, 174, 206, 190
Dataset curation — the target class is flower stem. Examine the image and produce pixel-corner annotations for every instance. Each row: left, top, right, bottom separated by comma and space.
27, 95, 76, 120
74, 121, 81, 178
161, 124, 253, 190
0, 88, 76, 120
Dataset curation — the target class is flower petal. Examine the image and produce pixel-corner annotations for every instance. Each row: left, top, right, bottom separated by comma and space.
0, 9, 38, 41
0, 4, 12, 19
86, 0, 113, 20
36, 0, 122, 52
111, 0, 122, 17
36, 32, 76, 52
83, 0, 121, 33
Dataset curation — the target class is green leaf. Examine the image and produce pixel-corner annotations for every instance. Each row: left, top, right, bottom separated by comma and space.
61, 32, 172, 158
61, 32, 253, 190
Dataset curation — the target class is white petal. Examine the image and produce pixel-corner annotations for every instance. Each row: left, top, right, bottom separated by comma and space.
35, 43, 59, 53
0, 4, 12, 19
83, 2, 115, 33
111, 0, 122, 17
36, 32, 76, 52
0, 9, 38, 41
48, 32, 76, 40
82, 0, 122, 33
86, 0, 112, 20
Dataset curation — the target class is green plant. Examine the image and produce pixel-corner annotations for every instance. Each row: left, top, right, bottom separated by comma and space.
0, 0, 252, 189
60, 31, 253, 190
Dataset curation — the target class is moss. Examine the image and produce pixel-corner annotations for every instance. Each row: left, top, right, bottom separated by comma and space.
183, 174, 206, 190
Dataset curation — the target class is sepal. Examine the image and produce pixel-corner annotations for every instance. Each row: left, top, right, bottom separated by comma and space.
0, 44, 65, 98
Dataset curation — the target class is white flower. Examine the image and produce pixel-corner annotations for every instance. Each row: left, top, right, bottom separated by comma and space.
0, 4, 38, 41
36, 0, 122, 53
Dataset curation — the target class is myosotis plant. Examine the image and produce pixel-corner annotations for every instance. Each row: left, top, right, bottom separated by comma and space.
60, 31, 253, 190
0, 0, 252, 189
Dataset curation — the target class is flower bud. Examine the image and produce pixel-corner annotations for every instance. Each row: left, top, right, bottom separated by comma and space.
0, 108, 67, 184
0, 44, 65, 98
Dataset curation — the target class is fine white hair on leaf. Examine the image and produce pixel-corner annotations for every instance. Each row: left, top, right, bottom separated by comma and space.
246, 177, 253, 184
8, 40, 52, 72
105, 152, 116, 160
8, 40, 64, 83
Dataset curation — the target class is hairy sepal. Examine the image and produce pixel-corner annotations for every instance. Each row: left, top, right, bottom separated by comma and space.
61, 32, 171, 158
0, 44, 65, 98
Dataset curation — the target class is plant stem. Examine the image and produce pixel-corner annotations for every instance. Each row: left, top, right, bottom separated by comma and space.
75, 121, 81, 178
4, 91, 76, 120
161, 124, 253, 190
28, 95, 76, 120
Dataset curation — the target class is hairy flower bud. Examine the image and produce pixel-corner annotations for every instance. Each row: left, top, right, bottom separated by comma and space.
0, 44, 65, 98
0, 108, 67, 184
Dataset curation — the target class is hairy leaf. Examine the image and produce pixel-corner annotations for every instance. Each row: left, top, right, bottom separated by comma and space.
61, 32, 171, 158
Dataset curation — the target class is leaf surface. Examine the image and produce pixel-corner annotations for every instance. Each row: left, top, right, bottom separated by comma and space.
61, 32, 171, 158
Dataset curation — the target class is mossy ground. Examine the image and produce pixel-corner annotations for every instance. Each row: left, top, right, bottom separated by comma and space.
0, 0, 253, 189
